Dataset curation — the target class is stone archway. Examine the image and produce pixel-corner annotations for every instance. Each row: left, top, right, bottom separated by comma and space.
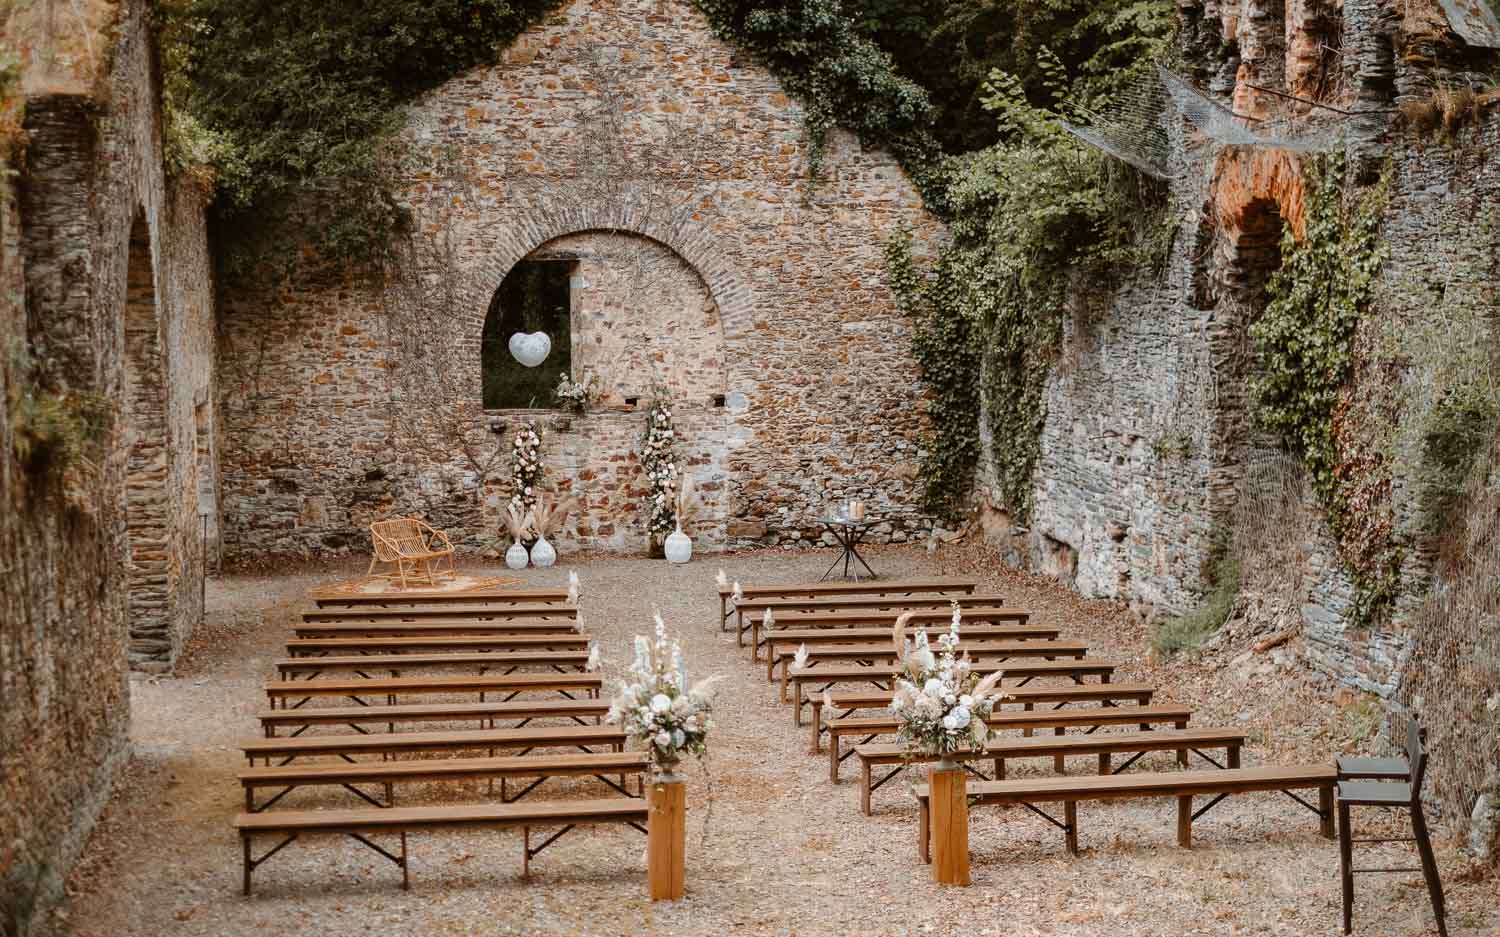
454, 201, 756, 377
121, 209, 175, 669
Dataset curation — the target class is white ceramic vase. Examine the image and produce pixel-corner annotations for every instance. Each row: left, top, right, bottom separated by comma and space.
664, 525, 692, 564
530, 535, 557, 568
505, 541, 529, 570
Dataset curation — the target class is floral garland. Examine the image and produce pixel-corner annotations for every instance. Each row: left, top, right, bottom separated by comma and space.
888, 606, 1008, 757
594, 613, 720, 771
640, 398, 679, 541
509, 420, 545, 525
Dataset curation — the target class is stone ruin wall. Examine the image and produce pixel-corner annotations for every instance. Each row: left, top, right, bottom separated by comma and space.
990, 0, 1500, 702
216, 0, 945, 562
1, 0, 217, 929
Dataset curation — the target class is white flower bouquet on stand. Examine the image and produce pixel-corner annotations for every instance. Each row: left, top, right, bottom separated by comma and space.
598, 613, 720, 778
889, 607, 1008, 766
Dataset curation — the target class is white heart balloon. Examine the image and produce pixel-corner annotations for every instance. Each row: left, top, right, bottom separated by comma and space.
508, 331, 552, 368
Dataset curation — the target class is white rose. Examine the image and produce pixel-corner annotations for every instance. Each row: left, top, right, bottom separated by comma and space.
655, 730, 671, 749
952, 707, 971, 729
941, 714, 958, 731
650, 693, 672, 713
923, 678, 944, 696
673, 729, 686, 748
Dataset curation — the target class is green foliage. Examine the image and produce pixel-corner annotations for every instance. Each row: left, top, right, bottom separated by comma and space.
1417, 385, 1499, 537
6, 337, 111, 479
886, 47, 1170, 522
693, 0, 942, 189
1250, 152, 1397, 624
885, 227, 982, 522
156, 0, 565, 278
1153, 534, 1242, 657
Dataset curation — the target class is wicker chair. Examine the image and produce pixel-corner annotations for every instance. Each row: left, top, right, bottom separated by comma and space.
367, 517, 456, 589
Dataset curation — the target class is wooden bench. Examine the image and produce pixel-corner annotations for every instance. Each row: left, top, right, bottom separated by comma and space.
804, 682, 1158, 749
292, 620, 581, 639
827, 703, 1192, 781
733, 594, 1016, 648
772, 640, 1089, 701
717, 577, 978, 631
302, 604, 575, 623
287, 633, 592, 657
855, 727, 1247, 814
242, 723, 627, 766
274, 649, 589, 681
313, 587, 572, 609
264, 672, 602, 709
239, 750, 648, 810
789, 658, 1119, 725
746, 606, 1033, 658
764, 623, 1060, 681
914, 765, 1337, 860
258, 698, 610, 737
234, 798, 648, 893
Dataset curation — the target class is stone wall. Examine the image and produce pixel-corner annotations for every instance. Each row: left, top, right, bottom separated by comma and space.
217, 0, 944, 561
0, 0, 217, 930
990, 0, 1500, 703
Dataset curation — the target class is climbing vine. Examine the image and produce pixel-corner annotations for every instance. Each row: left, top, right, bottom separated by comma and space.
1250, 152, 1397, 624
886, 48, 1170, 523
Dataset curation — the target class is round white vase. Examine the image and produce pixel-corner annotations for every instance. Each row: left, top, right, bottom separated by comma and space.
505, 541, 529, 570
530, 535, 557, 568
664, 526, 692, 564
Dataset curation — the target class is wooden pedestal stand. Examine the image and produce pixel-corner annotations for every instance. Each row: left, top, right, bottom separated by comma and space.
648, 774, 686, 901
929, 760, 971, 886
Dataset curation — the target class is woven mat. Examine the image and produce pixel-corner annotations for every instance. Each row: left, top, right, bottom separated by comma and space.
310, 573, 525, 598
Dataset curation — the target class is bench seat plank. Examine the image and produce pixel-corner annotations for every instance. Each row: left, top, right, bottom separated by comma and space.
275, 650, 589, 679
239, 750, 648, 810
718, 578, 978, 629
242, 724, 627, 763
287, 634, 592, 656
855, 728, 1246, 814
313, 588, 572, 609
264, 672, 602, 708
293, 620, 581, 639
827, 703, 1192, 781
303, 604, 576, 623
771, 640, 1088, 698
258, 698, 609, 736
790, 658, 1119, 724
233, 798, 648, 893
914, 765, 1337, 859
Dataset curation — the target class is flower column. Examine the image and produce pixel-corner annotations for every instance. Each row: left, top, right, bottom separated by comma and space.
929, 760, 970, 885
648, 771, 687, 900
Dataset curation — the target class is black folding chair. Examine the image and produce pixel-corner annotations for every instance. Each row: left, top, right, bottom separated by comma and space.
1336, 720, 1446, 936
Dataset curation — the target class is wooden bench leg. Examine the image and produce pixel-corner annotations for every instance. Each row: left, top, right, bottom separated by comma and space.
400, 831, 409, 891
1228, 743, 1241, 769
522, 826, 530, 877
242, 833, 253, 896
1176, 721, 1189, 766
860, 759, 872, 816
1023, 702, 1033, 737
829, 734, 841, 783
1064, 801, 1079, 854
1338, 799, 1354, 934
1177, 794, 1192, 847
918, 798, 931, 863
1319, 785, 1335, 839
1054, 727, 1066, 773
1097, 753, 1110, 775
995, 758, 1005, 781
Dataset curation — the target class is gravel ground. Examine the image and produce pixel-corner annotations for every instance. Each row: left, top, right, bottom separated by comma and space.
37, 543, 1499, 937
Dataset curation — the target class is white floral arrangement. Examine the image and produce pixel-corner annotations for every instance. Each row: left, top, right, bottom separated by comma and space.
639, 398, 679, 541
888, 606, 1008, 758
554, 370, 597, 414
508, 420, 545, 522
596, 613, 720, 772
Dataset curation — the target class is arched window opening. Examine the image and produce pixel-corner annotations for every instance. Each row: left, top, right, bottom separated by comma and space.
481, 258, 574, 409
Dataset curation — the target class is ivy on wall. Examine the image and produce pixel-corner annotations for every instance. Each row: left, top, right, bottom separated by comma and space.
1250, 152, 1397, 625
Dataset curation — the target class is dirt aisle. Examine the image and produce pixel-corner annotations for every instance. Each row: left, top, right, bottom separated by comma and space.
37, 546, 1497, 937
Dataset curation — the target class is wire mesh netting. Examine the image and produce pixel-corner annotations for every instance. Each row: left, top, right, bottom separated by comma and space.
1397, 433, 1500, 851
1061, 67, 1338, 179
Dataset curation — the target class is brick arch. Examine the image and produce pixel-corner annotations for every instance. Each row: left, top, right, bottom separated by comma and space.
1212, 147, 1307, 243
454, 202, 756, 359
